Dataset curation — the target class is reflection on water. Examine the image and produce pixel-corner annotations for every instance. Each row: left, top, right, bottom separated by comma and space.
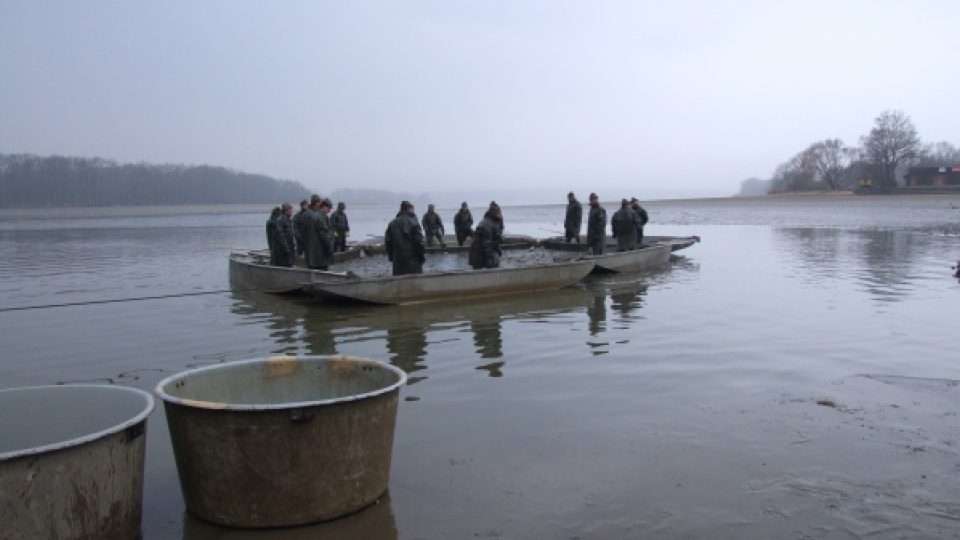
581, 274, 653, 355
774, 228, 945, 304
472, 317, 504, 377
586, 295, 606, 339
386, 325, 429, 384
609, 282, 646, 322
472, 318, 503, 358
181, 493, 398, 540
227, 279, 656, 385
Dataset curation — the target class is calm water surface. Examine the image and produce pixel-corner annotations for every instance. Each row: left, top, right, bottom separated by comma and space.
1, 195, 959, 539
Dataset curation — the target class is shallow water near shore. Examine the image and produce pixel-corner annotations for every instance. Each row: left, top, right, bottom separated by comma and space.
2, 194, 959, 539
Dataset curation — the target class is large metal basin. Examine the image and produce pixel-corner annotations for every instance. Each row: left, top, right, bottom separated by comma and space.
0, 384, 154, 540
155, 355, 407, 528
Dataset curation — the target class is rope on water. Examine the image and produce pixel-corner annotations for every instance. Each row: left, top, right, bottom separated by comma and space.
0, 288, 263, 313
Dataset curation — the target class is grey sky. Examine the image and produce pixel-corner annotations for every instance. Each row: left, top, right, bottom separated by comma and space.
2, 1, 957, 202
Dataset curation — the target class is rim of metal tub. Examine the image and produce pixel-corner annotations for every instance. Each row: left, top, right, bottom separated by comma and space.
154, 355, 408, 411
0, 384, 154, 461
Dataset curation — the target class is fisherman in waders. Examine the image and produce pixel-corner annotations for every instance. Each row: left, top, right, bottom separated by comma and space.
630, 197, 649, 247
330, 202, 350, 252
564, 191, 583, 243
303, 196, 335, 270
385, 201, 426, 275
469, 202, 504, 269
586, 193, 607, 255
422, 204, 446, 247
611, 198, 641, 252
266, 207, 281, 265
453, 202, 474, 247
273, 202, 296, 267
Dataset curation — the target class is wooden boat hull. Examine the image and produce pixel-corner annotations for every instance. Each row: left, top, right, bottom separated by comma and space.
539, 235, 699, 253
304, 259, 595, 305
655, 235, 700, 251
586, 244, 672, 273
228, 253, 355, 293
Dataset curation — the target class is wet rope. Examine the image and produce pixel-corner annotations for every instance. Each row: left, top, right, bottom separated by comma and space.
0, 288, 261, 313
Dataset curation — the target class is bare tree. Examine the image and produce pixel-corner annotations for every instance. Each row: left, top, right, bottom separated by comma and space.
769, 153, 816, 193
859, 110, 920, 187
803, 139, 851, 190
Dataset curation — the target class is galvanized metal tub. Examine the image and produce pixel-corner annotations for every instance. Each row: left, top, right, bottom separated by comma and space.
155, 355, 407, 528
0, 384, 154, 540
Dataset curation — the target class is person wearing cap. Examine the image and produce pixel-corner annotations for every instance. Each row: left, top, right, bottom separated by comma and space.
586, 193, 607, 255
272, 202, 296, 267
564, 192, 583, 243
611, 198, 642, 252
453, 201, 474, 246
385, 201, 426, 275
630, 197, 649, 246
266, 206, 282, 266
469, 202, 504, 269
303, 196, 335, 270
292, 199, 309, 257
330, 201, 350, 252
421, 203, 446, 248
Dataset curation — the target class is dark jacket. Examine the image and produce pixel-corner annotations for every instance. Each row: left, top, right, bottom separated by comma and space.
453, 209, 474, 234
303, 209, 334, 269
330, 210, 349, 234
564, 200, 583, 233
587, 204, 607, 241
292, 209, 307, 253
266, 217, 280, 265
274, 215, 296, 266
385, 211, 425, 275
422, 211, 444, 234
611, 206, 641, 251
586, 204, 607, 254
469, 213, 503, 269
631, 204, 649, 241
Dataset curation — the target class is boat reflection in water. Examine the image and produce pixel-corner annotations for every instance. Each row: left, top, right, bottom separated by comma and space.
229, 264, 675, 382
229, 278, 663, 386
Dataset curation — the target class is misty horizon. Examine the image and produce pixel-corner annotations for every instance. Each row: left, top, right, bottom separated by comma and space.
2, 1, 957, 201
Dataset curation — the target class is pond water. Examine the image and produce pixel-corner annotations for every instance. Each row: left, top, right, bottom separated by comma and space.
1, 194, 958, 539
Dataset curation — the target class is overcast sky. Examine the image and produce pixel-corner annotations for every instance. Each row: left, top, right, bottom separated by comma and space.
2, 1, 957, 202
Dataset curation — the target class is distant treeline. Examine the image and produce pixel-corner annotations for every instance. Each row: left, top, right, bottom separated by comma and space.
0, 153, 310, 208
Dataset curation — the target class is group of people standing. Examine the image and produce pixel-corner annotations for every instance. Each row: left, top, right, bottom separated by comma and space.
385, 200, 503, 276
265, 195, 351, 271
266, 192, 649, 276
564, 192, 649, 255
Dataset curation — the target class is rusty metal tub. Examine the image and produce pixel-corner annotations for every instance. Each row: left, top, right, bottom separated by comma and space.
155, 355, 407, 528
0, 384, 154, 540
